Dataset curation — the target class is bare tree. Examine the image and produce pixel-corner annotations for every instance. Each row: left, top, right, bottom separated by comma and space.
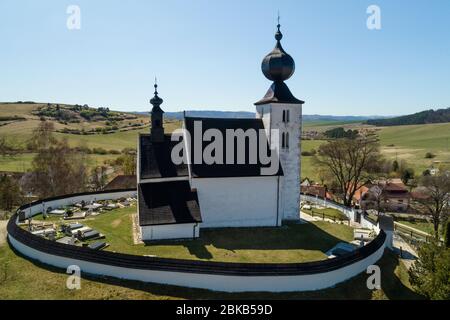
412, 172, 450, 239
0, 174, 23, 213
316, 137, 381, 207
90, 166, 109, 191
25, 125, 88, 198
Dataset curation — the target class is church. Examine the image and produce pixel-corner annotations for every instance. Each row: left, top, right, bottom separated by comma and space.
137, 23, 304, 241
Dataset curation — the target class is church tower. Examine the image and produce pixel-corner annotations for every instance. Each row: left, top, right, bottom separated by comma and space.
150, 80, 164, 142
255, 21, 304, 221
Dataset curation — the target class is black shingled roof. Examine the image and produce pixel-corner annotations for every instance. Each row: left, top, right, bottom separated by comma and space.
184, 117, 283, 178
139, 134, 189, 180
138, 181, 202, 226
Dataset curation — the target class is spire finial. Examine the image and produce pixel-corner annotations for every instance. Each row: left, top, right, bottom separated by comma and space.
275, 12, 283, 41
154, 77, 158, 95
150, 77, 163, 109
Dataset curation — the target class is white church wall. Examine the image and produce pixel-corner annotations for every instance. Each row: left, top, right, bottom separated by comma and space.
141, 223, 199, 241
191, 176, 280, 228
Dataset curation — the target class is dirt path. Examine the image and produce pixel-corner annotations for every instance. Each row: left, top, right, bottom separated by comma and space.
0, 220, 7, 246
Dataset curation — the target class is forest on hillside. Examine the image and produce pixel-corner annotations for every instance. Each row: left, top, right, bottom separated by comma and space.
367, 108, 450, 126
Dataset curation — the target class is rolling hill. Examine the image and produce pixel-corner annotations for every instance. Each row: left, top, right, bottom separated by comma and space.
366, 107, 450, 126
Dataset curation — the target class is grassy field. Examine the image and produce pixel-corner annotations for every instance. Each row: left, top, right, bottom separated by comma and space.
31, 206, 353, 263
301, 122, 450, 181
0, 219, 422, 299
2, 102, 450, 181
302, 207, 349, 221
0, 153, 119, 172
396, 220, 435, 235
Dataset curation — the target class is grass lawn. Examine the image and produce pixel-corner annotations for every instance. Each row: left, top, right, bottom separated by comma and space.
396, 220, 435, 235
53, 206, 353, 263
302, 207, 348, 221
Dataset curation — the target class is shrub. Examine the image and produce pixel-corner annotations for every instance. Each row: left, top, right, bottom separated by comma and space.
92, 147, 107, 155
425, 152, 436, 159
301, 149, 316, 156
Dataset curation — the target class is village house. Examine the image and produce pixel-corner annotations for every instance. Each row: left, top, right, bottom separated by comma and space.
359, 178, 411, 212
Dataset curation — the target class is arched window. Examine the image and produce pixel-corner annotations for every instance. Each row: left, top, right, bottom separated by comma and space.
282, 110, 286, 123
286, 110, 290, 123
281, 132, 285, 148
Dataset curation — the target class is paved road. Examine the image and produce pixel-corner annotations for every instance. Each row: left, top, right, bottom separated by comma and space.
0, 220, 7, 246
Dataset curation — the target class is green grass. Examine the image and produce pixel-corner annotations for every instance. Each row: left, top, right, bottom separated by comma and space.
64, 206, 353, 263
302, 208, 348, 221
378, 122, 450, 174
0, 153, 119, 172
301, 122, 450, 182
396, 220, 435, 235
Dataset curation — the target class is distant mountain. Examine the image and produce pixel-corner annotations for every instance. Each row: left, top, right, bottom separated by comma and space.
366, 108, 450, 126
133, 110, 387, 122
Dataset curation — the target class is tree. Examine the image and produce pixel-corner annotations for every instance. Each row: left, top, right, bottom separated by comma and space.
370, 178, 391, 216
401, 167, 415, 185
409, 240, 450, 300
444, 221, 450, 248
90, 166, 108, 191
412, 172, 450, 239
392, 160, 399, 172
29, 121, 56, 151
25, 126, 88, 198
0, 174, 23, 212
316, 137, 381, 207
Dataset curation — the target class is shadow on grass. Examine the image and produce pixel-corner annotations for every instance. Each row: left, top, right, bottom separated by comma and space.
8, 236, 424, 299
143, 222, 349, 260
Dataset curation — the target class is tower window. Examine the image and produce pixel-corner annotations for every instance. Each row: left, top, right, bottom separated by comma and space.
286, 132, 289, 149
281, 132, 289, 149
282, 110, 290, 123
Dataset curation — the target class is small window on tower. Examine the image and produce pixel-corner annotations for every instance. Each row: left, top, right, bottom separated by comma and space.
282, 110, 286, 123
286, 132, 290, 149
286, 110, 290, 123
281, 132, 285, 148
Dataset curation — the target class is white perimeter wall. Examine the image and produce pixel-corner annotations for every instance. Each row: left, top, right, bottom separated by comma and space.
191, 176, 280, 228
20, 190, 137, 219
141, 223, 199, 241
8, 233, 388, 292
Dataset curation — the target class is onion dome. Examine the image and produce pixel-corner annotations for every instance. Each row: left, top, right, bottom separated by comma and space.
261, 23, 295, 82
150, 82, 164, 112
255, 21, 304, 106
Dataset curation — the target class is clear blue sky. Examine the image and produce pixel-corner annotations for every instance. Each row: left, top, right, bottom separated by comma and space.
1, 0, 449, 116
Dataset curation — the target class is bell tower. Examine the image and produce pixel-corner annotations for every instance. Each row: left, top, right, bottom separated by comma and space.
255, 19, 304, 221
150, 80, 164, 143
